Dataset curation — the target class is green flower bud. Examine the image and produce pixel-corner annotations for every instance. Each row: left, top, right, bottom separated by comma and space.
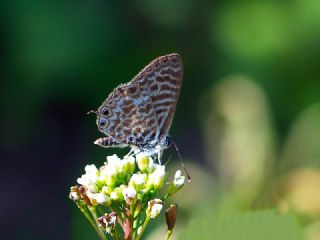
101, 186, 113, 195
110, 185, 126, 201
129, 173, 147, 191
146, 165, 166, 190
120, 156, 136, 175
100, 165, 117, 187
136, 153, 150, 172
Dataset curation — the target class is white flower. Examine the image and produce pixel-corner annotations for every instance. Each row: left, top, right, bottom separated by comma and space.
95, 193, 109, 204
106, 154, 121, 168
129, 173, 147, 190
120, 155, 135, 174
146, 199, 163, 218
85, 164, 99, 174
100, 165, 117, 187
167, 170, 185, 195
110, 185, 126, 201
150, 202, 163, 218
87, 191, 110, 205
110, 191, 119, 200
173, 170, 185, 188
77, 164, 99, 189
122, 186, 137, 205
147, 164, 166, 190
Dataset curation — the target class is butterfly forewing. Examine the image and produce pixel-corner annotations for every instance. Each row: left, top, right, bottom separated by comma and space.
131, 53, 183, 140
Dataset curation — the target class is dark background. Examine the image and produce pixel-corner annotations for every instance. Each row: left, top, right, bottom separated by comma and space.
1, 1, 320, 239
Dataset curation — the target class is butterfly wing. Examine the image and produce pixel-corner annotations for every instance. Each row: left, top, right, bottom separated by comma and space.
95, 53, 182, 149
130, 53, 183, 140
96, 82, 159, 148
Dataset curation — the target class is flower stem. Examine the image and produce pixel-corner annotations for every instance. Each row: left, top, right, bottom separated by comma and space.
76, 202, 107, 240
88, 206, 108, 240
110, 206, 124, 229
136, 215, 150, 240
132, 215, 139, 239
165, 229, 173, 240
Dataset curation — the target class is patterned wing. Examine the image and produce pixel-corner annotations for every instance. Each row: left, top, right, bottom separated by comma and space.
130, 53, 183, 140
96, 82, 158, 148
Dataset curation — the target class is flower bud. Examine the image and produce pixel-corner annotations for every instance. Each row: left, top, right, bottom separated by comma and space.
106, 154, 121, 167
134, 202, 142, 218
129, 173, 147, 191
101, 186, 113, 195
146, 165, 166, 190
87, 192, 111, 206
77, 164, 99, 188
146, 199, 163, 218
110, 185, 125, 201
122, 186, 137, 205
167, 170, 185, 195
136, 153, 150, 172
121, 155, 136, 174
166, 204, 177, 230
100, 165, 117, 187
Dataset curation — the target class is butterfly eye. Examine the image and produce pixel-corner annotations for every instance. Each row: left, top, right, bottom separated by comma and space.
99, 119, 107, 128
101, 107, 111, 116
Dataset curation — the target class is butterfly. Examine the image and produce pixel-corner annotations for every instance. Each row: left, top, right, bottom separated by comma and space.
92, 53, 183, 162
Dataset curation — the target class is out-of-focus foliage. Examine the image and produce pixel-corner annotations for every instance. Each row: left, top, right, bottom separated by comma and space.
280, 104, 320, 170
202, 76, 275, 204
1, 0, 320, 239
181, 209, 304, 240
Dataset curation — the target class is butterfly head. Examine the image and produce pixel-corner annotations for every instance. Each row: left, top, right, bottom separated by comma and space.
95, 105, 113, 133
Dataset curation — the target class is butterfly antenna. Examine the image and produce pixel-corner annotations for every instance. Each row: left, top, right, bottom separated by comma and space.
171, 140, 191, 182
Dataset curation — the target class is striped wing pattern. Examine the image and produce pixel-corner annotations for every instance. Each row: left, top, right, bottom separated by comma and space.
131, 53, 183, 140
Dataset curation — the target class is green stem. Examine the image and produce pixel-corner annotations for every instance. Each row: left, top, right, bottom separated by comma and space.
165, 230, 173, 240
163, 194, 169, 201
109, 206, 124, 229
135, 215, 150, 240
88, 206, 108, 240
76, 202, 107, 240
132, 215, 139, 239
111, 231, 118, 240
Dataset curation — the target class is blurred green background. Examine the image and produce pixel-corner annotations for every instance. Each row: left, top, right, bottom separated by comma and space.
1, 0, 320, 239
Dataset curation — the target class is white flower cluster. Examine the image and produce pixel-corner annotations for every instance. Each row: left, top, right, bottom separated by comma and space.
74, 153, 185, 217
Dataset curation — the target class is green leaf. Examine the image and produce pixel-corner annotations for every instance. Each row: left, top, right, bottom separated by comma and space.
180, 210, 305, 240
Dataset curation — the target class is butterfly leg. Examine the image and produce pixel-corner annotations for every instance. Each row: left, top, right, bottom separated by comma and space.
94, 137, 128, 148
157, 149, 163, 165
